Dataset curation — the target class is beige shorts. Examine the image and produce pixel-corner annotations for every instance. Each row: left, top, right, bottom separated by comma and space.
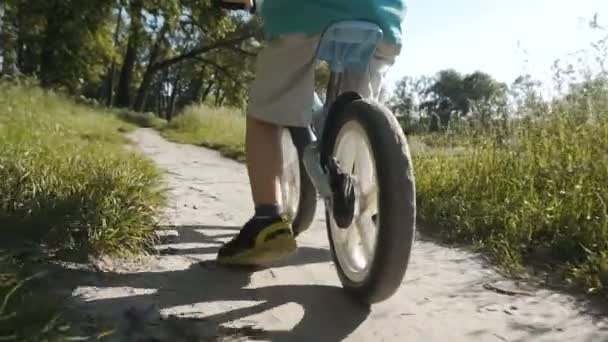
248, 34, 401, 127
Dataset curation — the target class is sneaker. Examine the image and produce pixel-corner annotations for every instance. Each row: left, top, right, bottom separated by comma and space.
216, 215, 297, 266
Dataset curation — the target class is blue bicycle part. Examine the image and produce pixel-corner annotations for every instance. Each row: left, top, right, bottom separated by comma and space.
315, 20, 383, 74
301, 21, 383, 200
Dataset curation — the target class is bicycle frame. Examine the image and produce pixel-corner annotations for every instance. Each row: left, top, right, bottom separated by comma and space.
289, 21, 384, 199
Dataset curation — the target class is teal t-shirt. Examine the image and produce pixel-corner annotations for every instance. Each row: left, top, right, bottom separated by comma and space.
260, 0, 408, 46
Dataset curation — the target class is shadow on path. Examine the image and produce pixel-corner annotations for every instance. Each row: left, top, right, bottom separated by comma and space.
52, 224, 369, 342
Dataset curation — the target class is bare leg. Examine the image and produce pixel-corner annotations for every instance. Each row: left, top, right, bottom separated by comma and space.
216, 116, 296, 265
246, 115, 282, 208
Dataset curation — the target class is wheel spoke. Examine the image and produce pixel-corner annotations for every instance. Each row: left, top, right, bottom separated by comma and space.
356, 216, 375, 261
335, 132, 356, 174
344, 225, 362, 268
359, 183, 378, 216
351, 140, 360, 175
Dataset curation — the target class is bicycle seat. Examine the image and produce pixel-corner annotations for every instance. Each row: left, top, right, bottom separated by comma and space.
315, 20, 384, 73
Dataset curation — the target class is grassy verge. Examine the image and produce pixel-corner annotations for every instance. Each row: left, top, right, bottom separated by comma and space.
414, 114, 608, 293
161, 101, 608, 295
117, 110, 167, 130
161, 105, 246, 162
0, 81, 165, 340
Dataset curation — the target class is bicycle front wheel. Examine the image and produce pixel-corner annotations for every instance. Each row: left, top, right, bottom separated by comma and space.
322, 99, 416, 304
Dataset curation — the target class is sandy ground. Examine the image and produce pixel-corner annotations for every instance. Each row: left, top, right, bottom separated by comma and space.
55, 128, 608, 342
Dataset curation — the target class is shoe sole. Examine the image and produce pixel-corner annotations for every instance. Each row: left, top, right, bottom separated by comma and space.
217, 235, 297, 266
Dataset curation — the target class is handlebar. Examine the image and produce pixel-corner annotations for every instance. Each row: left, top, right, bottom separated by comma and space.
213, 0, 257, 14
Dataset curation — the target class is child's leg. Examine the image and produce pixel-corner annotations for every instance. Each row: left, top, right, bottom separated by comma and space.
246, 33, 320, 210
217, 34, 320, 266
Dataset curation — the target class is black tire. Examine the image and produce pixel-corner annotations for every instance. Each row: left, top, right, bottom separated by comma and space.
291, 155, 317, 237
281, 130, 317, 237
322, 98, 416, 304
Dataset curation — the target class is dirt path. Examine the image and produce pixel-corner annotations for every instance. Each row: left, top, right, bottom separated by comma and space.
58, 128, 608, 342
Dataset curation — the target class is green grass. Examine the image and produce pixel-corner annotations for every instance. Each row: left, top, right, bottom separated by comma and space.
0, 81, 166, 340
117, 110, 167, 130
0, 83, 165, 256
161, 97, 608, 295
161, 105, 246, 161
415, 113, 608, 294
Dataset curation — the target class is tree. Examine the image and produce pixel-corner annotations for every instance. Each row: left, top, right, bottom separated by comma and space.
509, 74, 546, 118
115, 0, 145, 108
388, 77, 415, 117
420, 69, 466, 130
1, 0, 115, 91
463, 71, 508, 127
128, 1, 261, 113
0, 0, 261, 117
419, 69, 507, 130
38, 1, 115, 92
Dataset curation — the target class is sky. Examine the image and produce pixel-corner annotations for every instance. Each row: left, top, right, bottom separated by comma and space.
387, 0, 608, 91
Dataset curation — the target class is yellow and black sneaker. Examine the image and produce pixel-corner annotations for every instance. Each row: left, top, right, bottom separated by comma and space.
216, 215, 297, 266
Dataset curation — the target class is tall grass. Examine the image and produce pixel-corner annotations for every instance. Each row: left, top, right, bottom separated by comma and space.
117, 110, 167, 129
162, 104, 246, 161
0, 82, 165, 256
414, 84, 608, 292
0, 81, 166, 340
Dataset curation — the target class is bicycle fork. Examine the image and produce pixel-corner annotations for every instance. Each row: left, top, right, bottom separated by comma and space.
288, 126, 333, 199
288, 71, 357, 228
288, 69, 345, 200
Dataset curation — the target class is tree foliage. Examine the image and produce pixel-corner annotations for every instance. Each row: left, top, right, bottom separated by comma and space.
0, 0, 261, 117
389, 70, 509, 132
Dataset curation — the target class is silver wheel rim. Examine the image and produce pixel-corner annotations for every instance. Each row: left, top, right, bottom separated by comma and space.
280, 129, 300, 221
329, 120, 379, 283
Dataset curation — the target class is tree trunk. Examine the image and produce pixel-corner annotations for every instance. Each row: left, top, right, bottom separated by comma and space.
214, 73, 222, 107
133, 67, 155, 112
0, 2, 6, 73
439, 110, 451, 130
429, 113, 440, 132
0, 3, 17, 75
189, 76, 204, 104
104, 6, 123, 106
158, 69, 169, 118
201, 81, 214, 103
40, 3, 63, 87
166, 71, 181, 121
15, 8, 25, 74
115, 38, 137, 107
156, 72, 163, 117
14, 3, 36, 75
115, 0, 143, 108
133, 24, 168, 112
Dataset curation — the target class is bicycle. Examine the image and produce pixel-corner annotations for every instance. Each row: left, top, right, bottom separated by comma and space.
216, 0, 416, 305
